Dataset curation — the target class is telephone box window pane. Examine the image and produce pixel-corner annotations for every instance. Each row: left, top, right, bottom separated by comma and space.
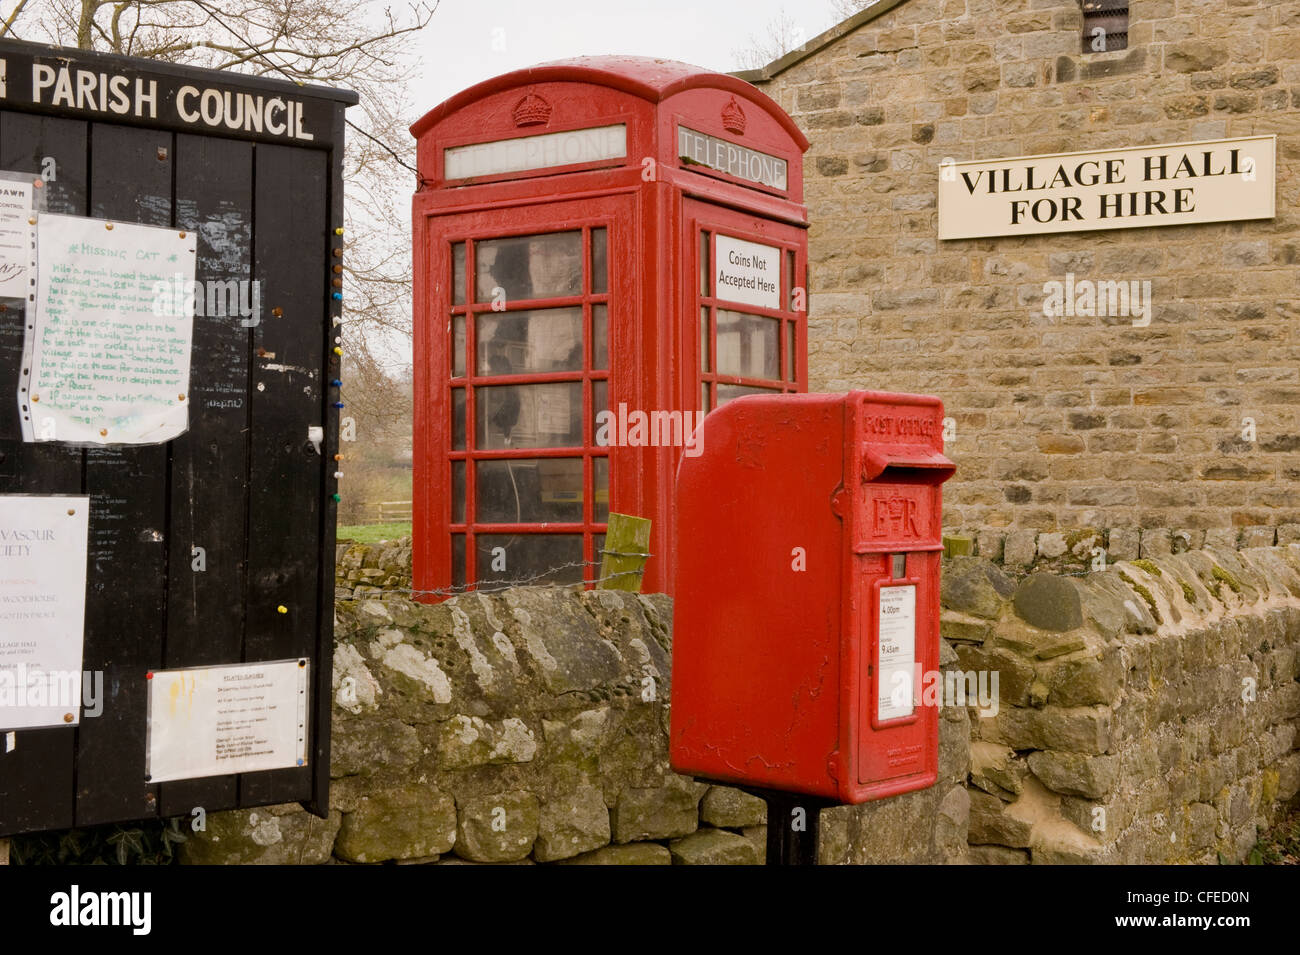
476, 458, 583, 523
594, 456, 609, 523
452, 387, 466, 450
475, 231, 582, 302
476, 534, 583, 586
451, 460, 466, 523
452, 314, 465, 378
452, 242, 466, 305
717, 383, 779, 408
451, 534, 466, 587
591, 227, 608, 294
592, 303, 608, 370
716, 309, 780, 380
476, 382, 582, 449
593, 379, 609, 446
701, 382, 711, 414
787, 322, 796, 381
476, 307, 583, 375
589, 533, 606, 585
699, 230, 710, 296
700, 307, 711, 372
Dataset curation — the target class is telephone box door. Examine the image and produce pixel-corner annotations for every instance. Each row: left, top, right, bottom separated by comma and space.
684, 198, 807, 415
415, 194, 635, 593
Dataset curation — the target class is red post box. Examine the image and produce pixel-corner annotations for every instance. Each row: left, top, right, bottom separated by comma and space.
410, 57, 808, 598
669, 390, 955, 804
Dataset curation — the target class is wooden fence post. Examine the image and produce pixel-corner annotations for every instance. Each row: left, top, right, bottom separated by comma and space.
597, 513, 652, 591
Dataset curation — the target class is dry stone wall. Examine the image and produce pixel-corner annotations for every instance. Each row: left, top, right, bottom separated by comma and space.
946, 544, 1300, 863
181, 578, 969, 865
186, 537, 1298, 864
335, 539, 413, 598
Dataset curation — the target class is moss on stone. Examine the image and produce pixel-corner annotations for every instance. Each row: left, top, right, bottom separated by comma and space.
1132, 559, 1163, 577
1064, 528, 1099, 549
1211, 565, 1243, 595
1178, 579, 1197, 605
1118, 571, 1162, 625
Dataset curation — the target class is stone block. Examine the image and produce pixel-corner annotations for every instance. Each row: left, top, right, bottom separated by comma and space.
700, 787, 767, 828
1004, 529, 1038, 569
1012, 573, 1083, 631
1139, 528, 1172, 558
1240, 526, 1276, 548
454, 791, 540, 862
180, 805, 341, 866
942, 557, 1015, 619
534, 785, 611, 862
335, 788, 456, 863
612, 777, 704, 843
555, 843, 671, 865
1027, 751, 1120, 799
669, 828, 760, 865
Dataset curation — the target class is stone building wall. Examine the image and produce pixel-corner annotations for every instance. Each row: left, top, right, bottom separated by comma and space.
746, 0, 1300, 537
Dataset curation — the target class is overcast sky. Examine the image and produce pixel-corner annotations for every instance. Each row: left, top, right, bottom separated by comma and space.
412, 0, 848, 108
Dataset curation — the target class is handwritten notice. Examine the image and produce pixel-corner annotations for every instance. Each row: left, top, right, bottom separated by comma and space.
0, 495, 90, 731
0, 175, 36, 298
21, 214, 196, 445
145, 659, 310, 783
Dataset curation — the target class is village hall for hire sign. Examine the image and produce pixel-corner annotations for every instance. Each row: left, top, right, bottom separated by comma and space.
938, 135, 1275, 240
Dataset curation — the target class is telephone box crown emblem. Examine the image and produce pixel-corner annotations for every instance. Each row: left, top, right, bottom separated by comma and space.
721, 96, 746, 135
512, 92, 552, 127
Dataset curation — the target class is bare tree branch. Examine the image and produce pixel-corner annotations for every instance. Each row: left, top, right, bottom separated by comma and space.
0, 0, 32, 36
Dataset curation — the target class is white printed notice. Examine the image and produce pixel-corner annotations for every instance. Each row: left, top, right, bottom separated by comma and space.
0, 175, 36, 298
146, 659, 310, 783
21, 214, 197, 445
0, 495, 90, 731
714, 233, 780, 310
877, 585, 917, 722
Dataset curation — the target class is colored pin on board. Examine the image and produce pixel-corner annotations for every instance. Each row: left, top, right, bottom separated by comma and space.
330, 379, 342, 387
333, 401, 344, 409
332, 493, 341, 503
333, 347, 343, 356
334, 227, 344, 236
332, 292, 342, 301
277, 605, 288, 614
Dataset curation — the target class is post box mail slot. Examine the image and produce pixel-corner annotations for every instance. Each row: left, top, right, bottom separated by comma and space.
669, 390, 955, 804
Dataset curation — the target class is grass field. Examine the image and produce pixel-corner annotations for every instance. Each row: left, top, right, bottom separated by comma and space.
337, 522, 412, 544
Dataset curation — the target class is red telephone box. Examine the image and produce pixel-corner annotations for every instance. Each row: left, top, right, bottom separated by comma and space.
410, 57, 808, 597
669, 391, 955, 804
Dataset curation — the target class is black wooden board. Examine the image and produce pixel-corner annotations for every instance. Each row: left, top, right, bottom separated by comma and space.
0, 38, 352, 838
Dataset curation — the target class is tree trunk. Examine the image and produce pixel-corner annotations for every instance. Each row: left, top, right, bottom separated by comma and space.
76, 1, 96, 49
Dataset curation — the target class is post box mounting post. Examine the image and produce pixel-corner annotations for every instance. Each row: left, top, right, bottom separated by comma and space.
740, 787, 834, 865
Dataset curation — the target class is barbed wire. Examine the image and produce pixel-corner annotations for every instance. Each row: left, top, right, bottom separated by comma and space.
340, 549, 654, 599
